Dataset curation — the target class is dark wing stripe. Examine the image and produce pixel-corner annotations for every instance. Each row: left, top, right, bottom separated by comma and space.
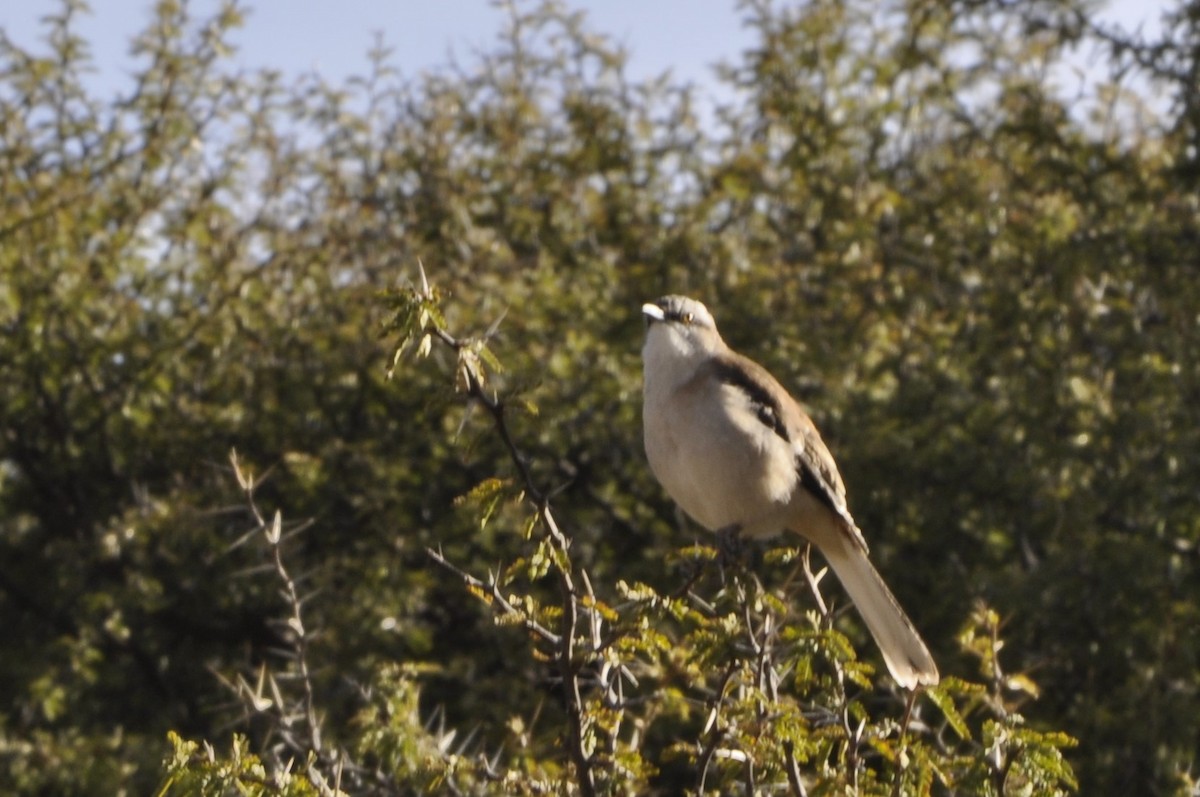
710, 360, 791, 444
797, 451, 843, 517
797, 430, 867, 550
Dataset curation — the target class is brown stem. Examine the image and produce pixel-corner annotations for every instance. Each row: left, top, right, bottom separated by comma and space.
425, 320, 597, 797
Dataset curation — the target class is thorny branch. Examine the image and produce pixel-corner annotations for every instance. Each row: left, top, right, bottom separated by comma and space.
228, 449, 342, 797
425, 546, 562, 647
408, 267, 599, 797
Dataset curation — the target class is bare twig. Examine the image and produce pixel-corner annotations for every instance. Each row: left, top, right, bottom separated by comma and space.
891, 690, 920, 797
798, 544, 830, 617
783, 740, 809, 797
696, 661, 740, 794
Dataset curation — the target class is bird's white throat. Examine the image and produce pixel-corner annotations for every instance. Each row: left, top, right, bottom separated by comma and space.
642, 324, 706, 396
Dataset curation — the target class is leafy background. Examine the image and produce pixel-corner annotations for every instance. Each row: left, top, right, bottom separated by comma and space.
1, 0, 1197, 794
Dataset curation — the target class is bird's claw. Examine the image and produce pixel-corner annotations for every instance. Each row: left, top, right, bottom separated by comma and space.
715, 524, 749, 572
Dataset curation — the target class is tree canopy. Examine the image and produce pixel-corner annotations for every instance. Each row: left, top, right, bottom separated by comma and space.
1, 0, 1198, 794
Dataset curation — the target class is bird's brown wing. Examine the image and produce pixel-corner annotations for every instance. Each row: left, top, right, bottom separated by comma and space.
710, 351, 868, 553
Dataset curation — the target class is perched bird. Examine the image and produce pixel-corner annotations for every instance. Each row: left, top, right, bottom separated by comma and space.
641, 295, 938, 688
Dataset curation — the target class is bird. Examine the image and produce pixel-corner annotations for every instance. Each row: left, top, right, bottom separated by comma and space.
641, 295, 939, 689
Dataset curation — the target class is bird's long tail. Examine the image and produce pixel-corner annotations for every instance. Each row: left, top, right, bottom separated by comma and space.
819, 533, 939, 689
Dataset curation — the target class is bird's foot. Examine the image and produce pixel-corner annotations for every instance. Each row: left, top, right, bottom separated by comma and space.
714, 524, 748, 572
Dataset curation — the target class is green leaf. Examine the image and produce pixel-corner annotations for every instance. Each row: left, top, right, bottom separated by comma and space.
925, 683, 971, 741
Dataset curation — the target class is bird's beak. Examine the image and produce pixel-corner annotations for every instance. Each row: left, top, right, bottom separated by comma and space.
642, 303, 666, 324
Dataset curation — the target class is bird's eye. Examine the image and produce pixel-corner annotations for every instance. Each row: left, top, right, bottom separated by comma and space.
682, 312, 694, 325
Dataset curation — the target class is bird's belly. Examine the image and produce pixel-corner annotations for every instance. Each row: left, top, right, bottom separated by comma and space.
645, 394, 795, 537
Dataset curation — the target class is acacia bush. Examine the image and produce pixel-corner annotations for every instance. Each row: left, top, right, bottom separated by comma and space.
1, 0, 1197, 794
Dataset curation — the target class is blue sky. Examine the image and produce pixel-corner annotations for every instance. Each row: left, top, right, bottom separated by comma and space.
3, 1, 747, 100
2, 0, 1169, 108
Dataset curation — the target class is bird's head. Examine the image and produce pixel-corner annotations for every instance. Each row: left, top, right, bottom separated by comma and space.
641, 295, 724, 367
